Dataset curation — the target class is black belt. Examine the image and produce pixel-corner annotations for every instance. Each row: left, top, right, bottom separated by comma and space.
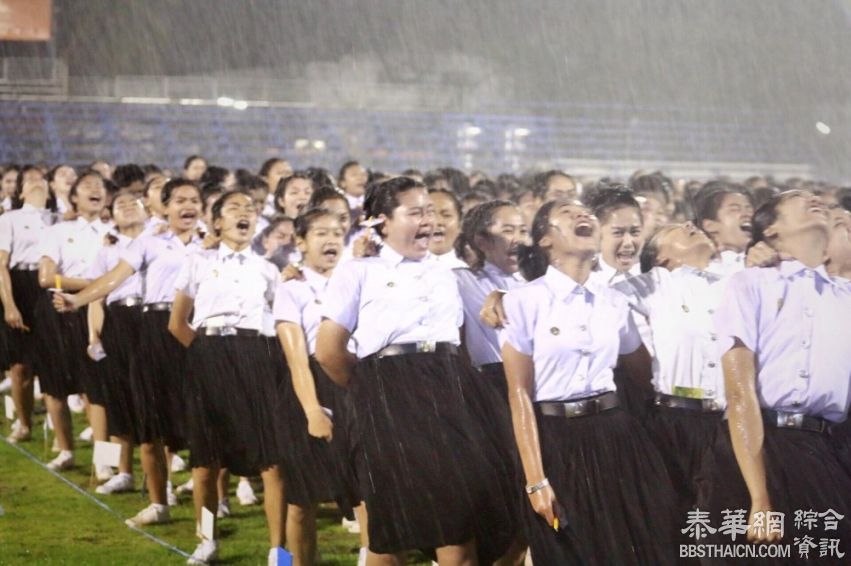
537, 391, 620, 418
12, 263, 39, 271
199, 325, 260, 338
478, 362, 504, 374
654, 393, 723, 413
142, 302, 172, 313
110, 296, 143, 308
375, 341, 458, 358
762, 409, 830, 434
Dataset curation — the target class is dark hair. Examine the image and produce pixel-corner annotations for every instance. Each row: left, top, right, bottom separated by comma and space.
12, 164, 56, 211
401, 168, 423, 179
461, 190, 492, 210
639, 225, 679, 273
142, 164, 162, 177
109, 188, 142, 216
273, 172, 315, 214
252, 215, 294, 255
517, 200, 560, 280
201, 182, 225, 203
309, 185, 348, 210
364, 176, 426, 238
161, 178, 202, 207
839, 187, 851, 213
749, 190, 804, 249
210, 189, 251, 236
470, 179, 497, 198
46, 164, 74, 186
2, 164, 21, 180
183, 155, 206, 170
112, 164, 146, 189
692, 181, 753, 229
200, 165, 230, 186
338, 160, 362, 184
237, 174, 269, 194
143, 175, 165, 198
258, 157, 287, 178
428, 187, 463, 220
305, 167, 334, 189
531, 170, 575, 200
456, 200, 516, 270
68, 170, 105, 212
584, 184, 642, 225
294, 208, 338, 239
631, 173, 673, 205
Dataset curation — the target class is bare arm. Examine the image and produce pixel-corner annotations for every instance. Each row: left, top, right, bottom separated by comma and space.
87, 299, 104, 345
723, 341, 779, 543
0, 250, 23, 330
277, 321, 333, 440
503, 342, 561, 528
53, 260, 135, 312
315, 319, 357, 387
167, 291, 196, 348
38, 257, 90, 291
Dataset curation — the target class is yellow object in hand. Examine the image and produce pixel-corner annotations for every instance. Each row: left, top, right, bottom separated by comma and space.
54, 274, 62, 290
553, 517, 559, 531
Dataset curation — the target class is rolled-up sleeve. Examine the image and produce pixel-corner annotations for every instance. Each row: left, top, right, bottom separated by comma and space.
714, 270, 758, 354
320, 260, 362, 333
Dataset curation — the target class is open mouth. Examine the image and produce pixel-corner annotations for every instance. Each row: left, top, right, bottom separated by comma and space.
236, 219, 250, 231
574, 222, 594, 237
431, 229, 446, 242
89, 196, 103, 205
414, 229, 432, 243
179, 210, 197, 220
322, 247, 339, 259
740, 221, 753, 233
616, 250, 636, 262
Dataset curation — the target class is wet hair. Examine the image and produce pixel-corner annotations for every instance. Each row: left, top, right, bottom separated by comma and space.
692, 181, 753, 229
308, 185, 348, 210
161, 178, 202, 206
12, 164, 56, 211
200, 165, 230, 186
252, 215, 294, 255
839, 187, 851, 213
428, 187, 463, 219
2, 164, 21, 179
461, 190, 492, 210
273, 172, 315, 214
143, 175, 166, 198
183, 155, 206, 170
305, 167, 334, 189
46, 164, 75, 189
258, 157, 287, 178
68, 170, 105, 212
201, 182, 224, 203
338, 160, 362, 184
749, 190, 805, 249
517, 200, 561, 280
531, 170, 575, 200
456, 200, 516, 271
584, 184, 642, 225
631, 173, 673, 205
142, 164, 162, 177
237, 174, 269, 194
638, 225, 680, 273
294, 208, 338, 240
108, 188, 143, 216
112, 164, 146, 189
470, 179, 497, 198
401, 168, 423, 179
364, 176, 426, 239
439, 167, 470, 195
210, 189, 251, 236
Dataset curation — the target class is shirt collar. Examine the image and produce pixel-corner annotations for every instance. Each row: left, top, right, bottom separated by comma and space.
483, 261, 525, 282
544, 265, 601, 302
217, 242, 251, 262
378, 243, 428, 266
778, 259, 835, 286
21, 203, 38, 212
719, 250, 744, 265
594, 255, 639, 283
302, 265, 330, 289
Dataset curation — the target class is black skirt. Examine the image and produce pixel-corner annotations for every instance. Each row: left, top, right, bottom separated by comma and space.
1, 270, 42, 368
98, 303, 142, 438
130, 310, 187, 449
278, 356, 360, 516
350, 351, 513, 562
829, 416, 851, 476
184, 334, 281, 476
525, 406, 678, 566
643, 404, 723, 512
695, 419, 851, 565
33, 292, 103, 402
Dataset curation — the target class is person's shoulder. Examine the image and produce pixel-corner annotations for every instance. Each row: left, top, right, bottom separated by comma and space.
506, 275, 548, 299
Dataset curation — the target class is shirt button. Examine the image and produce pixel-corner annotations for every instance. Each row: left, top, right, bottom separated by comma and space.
708, 309, 714, 315
579, 325, 588, 332
419, 319, 427, 326
806, 270, 814, 278
705, 389, 715, 396
798, 369, 809, 378
580, 350, 589, 357
804, 307, 813, 317
707, 362, 716, 368
801, 339, 810, 349
710, 333, 718, 342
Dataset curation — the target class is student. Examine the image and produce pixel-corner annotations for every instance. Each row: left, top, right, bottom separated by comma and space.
692, 181, 754, 278
315, 176, 512, 565
500, 200, 676, 565
337, 160, 368, 213
586, 187, 644, 286
169, 190, 285, 565
427, 188, 467, 268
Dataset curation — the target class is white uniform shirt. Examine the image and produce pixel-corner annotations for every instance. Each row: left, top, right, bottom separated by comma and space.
88, 233, 143, 305
715, 260, 851, 422
0, 204, 55, 268
121, 230, 203, 304
455, 262, 526, 367
589, 256, 641, 287
615, 266, 728, 407
274, 266, 333, 355
321, 244, 463, 358
434, 249, 468, 269
500, 266, 642, 402
345, 193, 364, 211
175, 243, 278, 332
707, 250, 745, 279
40, 217, 111, 278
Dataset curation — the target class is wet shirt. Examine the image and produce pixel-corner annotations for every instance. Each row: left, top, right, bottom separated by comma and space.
0, 204, 55, 268
615, 266, 728, 408
40, 217, 111, 278
455, 262, 526, 367
274, 266, 332, 355
500, 266, 641, 402
433, 249, 468, 269
715, 260, 851, 422
707, 250, 745, 279
175, 243, 278, 332
322, 244, 463, 358
121, 230, 203, 304
88, 232, 143, 305
588, 256, 641, 287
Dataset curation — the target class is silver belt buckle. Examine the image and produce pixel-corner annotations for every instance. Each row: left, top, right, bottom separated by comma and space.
417, 340, 436, 353
777, 411, 803, 429
567, 399, 588, 417
702, 398, 720, 411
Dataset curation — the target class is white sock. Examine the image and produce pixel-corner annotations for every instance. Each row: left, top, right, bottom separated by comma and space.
151, 503, 167, 512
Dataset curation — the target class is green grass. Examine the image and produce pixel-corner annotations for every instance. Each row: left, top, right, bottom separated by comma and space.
0, 410, 375, 565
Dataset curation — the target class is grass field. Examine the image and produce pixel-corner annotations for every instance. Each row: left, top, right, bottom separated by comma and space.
0, 409, 429, 565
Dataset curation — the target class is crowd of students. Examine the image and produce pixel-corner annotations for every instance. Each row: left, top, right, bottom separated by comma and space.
1, 156, 850, 565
